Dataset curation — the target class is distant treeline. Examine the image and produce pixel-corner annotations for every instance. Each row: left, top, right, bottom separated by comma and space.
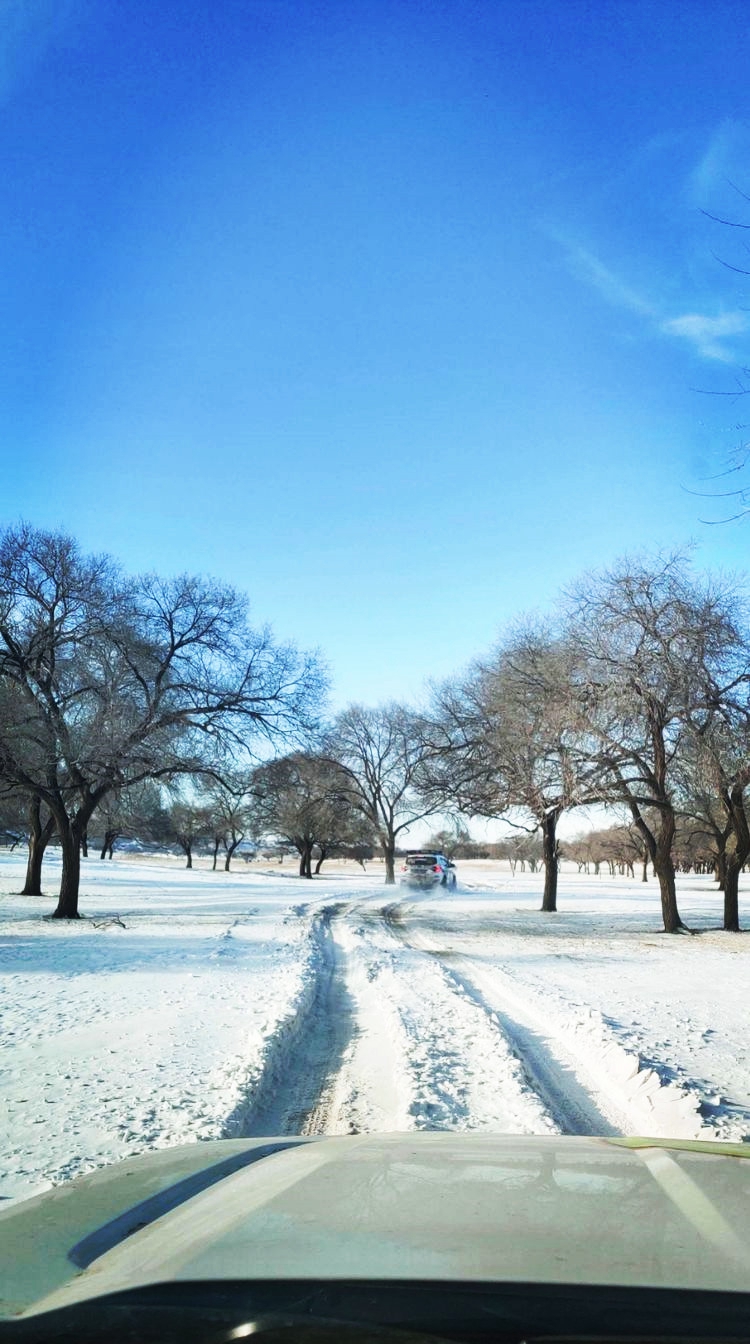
1, 527, 749, 931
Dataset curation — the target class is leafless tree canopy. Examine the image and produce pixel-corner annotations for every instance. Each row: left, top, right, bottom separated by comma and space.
425, 627, 600, 912
565, 552, 748, 931
324, 703, 441, 884
4, 526, 750, 935
417, 554, 750, 931
0, 524, 325, 916
249, 753, 374, 877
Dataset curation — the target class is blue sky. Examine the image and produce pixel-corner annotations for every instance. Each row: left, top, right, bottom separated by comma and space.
3, 0, 750, 708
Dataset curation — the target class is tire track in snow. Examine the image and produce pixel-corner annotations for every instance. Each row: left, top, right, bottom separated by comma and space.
380, 903, 629, 1137
352, 903, 557, 1134
436, 961, 622, 1136
227, 904, 356, 1138
234, 896, 560, 1138
228, 895, 626, 1140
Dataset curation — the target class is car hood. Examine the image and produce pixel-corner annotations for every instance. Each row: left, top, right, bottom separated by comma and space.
2, 1133, 750, 1318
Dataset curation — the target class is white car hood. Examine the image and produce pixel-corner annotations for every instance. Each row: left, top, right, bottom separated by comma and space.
4, 1133, 750, 1318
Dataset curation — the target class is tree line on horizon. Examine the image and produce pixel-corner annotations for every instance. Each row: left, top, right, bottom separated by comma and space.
1, 524, 749, 932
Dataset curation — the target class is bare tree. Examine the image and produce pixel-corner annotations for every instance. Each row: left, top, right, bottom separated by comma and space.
162, 795, 213, 869
0, 787, 30, 849
423, 820, 472, 859
325, 704, 440, 884
686, 698, 750, 931
427, 628, 597, 911
493, 831, 543, 874
674, 735, 734, 889
566, 553, 744, 932
250, 752, 372, 878
19, 794, 57, 892
0, 525, 324, 917
91, 781, 165, 860
0, 785, 55, 892
202, 774, 257, 871
564, 824, 649, 880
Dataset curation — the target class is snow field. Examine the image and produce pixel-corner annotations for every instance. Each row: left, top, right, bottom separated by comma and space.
0, 858, 313, 1201
2, 855, 750, 1206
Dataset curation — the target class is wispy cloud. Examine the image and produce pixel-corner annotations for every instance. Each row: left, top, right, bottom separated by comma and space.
543, 122, 750, 366
556, 236, 746, 363
566, 246, 657, 318
660, 311, 748, 362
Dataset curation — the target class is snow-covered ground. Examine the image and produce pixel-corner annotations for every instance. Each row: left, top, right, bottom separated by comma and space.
1, 852, 749, 1205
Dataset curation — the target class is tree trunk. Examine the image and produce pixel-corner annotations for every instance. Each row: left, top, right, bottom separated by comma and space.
383, 841, 396, 885
185, 841, 193, 869
540, 810, 559, 913
80, 831, 88, 858
630, 803, 684, 932
314, 846, 327, 875
723, 859, 741, 933
53, 819, 83, 919
653, 808, 684, 931
721, 787, 748, 932
224, 838, 241, 871
714, 850, 727, 890
653, 852, 684, 932
298, 842, 313, 878
20, 799, 55, 896
211, 837, 220, 871
22, 826, 50, 895
100, 829, 117, 860
640, 840, 649, 883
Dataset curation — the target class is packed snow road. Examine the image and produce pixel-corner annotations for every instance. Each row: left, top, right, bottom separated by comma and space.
235, 894, 629, 1142
2, 855, 750, 1203
245, 893, 560, 1138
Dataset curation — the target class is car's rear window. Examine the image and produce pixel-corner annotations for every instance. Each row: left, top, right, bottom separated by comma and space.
406, 855, 438, 867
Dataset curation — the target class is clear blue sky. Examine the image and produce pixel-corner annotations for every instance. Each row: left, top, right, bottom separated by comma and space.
3, 0, 750, 707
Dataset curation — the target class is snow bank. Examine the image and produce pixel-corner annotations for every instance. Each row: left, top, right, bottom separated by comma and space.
492, 976, 708, 1139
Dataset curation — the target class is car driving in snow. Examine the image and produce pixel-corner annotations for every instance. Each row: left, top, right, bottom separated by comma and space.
400, 851, 457, 889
